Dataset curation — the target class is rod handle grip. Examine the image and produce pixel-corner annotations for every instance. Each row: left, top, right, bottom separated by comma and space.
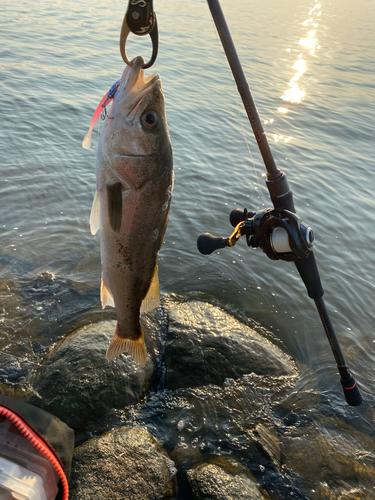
197, 233, 229, 255
341, 376, 362, 406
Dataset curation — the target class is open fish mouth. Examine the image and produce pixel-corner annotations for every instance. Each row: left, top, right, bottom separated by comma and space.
116, 56, 160, 117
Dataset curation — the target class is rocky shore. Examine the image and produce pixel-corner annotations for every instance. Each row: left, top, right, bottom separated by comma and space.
12, 296, 375, 499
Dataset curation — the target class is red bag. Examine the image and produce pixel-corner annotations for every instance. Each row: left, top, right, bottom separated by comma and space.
0, 395, 74, 500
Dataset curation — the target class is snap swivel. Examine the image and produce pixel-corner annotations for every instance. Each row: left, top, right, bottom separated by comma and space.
120, 0, 159, 69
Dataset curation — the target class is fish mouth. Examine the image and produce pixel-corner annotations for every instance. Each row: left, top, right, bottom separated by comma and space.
116, 57, 160, 117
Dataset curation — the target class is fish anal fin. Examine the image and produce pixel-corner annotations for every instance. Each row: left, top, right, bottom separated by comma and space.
106, 325, 147, 367
106, 182, 122, 233
140, 264, 160, 314
90, 190, 101, 235
101, 276, 115, 308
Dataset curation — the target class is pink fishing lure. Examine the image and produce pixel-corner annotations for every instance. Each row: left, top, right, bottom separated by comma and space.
82, 80, 121, 149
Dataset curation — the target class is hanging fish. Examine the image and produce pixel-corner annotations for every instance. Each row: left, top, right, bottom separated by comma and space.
86, 57, 173, 366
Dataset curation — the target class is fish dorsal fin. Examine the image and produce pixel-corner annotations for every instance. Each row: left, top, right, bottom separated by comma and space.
140, 264, 160, 314
101, 276, 115, 308
106, 182, 122, 233
90, 190, 101, 235
106, 324, 147, 366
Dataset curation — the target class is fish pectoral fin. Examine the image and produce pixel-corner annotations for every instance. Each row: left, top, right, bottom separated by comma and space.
106, 182, 122, 233
101, 276, 115, 308
106, 325, 147, 367
90, 190, 101, 235
140, 264, 160, 314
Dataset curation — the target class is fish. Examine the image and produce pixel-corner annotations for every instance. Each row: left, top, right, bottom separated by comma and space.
88, 56, 173, 366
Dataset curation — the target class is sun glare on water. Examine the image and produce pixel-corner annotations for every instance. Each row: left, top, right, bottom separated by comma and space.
281, 58, 307, 104
265, 0, 323, 143
281, 1, 322, 106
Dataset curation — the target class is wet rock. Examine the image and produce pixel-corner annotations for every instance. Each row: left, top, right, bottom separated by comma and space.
105, 362, 299, 477
251, 423, 281, 467
0, 269, 102, 373
69, 249, 100, 277
27, 321, 156, 433
166, 374, 298, 469
0, 274, 40, 349
21, 271, 100, 335
68, 250, 101, 293
165, 301, 297, 390
281, 416, 375, 499
187, 460, 268, 500
0, 276, 24, 319
69, 427, 174, 500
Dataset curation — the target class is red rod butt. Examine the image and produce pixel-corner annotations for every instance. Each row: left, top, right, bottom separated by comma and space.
341, 377, 362, 406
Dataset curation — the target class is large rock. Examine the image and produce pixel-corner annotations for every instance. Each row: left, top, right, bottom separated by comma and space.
69, 427, 175, 500
187, 460, 268, 500
27, 321, 157, 433
165, 302, 297, 390
281, 416, 375, 499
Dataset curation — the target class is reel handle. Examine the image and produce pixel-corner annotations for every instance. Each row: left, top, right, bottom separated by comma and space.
229, 208, 257, 227
197, 233, 229, 255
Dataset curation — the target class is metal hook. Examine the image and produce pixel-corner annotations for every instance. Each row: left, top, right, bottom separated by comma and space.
119, 0, 159, 69
101, 107, 114, 120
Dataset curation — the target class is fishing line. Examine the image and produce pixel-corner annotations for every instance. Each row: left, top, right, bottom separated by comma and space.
209, 15, 266, 206
234, 98, 266, 206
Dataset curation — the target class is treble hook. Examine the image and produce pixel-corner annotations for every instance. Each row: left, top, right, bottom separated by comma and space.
120, 0, 159, 69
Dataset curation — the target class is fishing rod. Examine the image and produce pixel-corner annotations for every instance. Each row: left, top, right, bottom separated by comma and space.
118, 0, 362, 406
196, 0, 362, 406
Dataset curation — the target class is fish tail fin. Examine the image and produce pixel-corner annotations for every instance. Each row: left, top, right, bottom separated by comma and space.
106, 324, 147, 366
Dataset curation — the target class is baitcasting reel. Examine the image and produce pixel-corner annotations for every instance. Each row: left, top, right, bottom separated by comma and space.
197, 207, 314, 262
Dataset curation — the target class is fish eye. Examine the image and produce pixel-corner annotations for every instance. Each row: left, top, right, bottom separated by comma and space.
141, 110, 159, 130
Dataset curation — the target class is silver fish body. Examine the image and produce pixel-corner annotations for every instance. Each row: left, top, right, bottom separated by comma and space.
90, 57, 173, 365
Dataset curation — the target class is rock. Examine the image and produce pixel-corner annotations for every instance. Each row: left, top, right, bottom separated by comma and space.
251, 423, 281, 467
69, 249, 100, 277
27, 321, 157, 433
69, 427, 174, 500
165, 374, 298, 473
165, 301, 297, 390
187, 460, 268, 500
281, 416, 375, 499
0, 275, 37, 352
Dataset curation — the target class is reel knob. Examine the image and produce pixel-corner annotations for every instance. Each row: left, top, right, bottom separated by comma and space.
197, 233, 229, 255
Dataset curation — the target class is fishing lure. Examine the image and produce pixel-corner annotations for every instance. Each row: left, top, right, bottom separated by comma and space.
82, 80, 121, 149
